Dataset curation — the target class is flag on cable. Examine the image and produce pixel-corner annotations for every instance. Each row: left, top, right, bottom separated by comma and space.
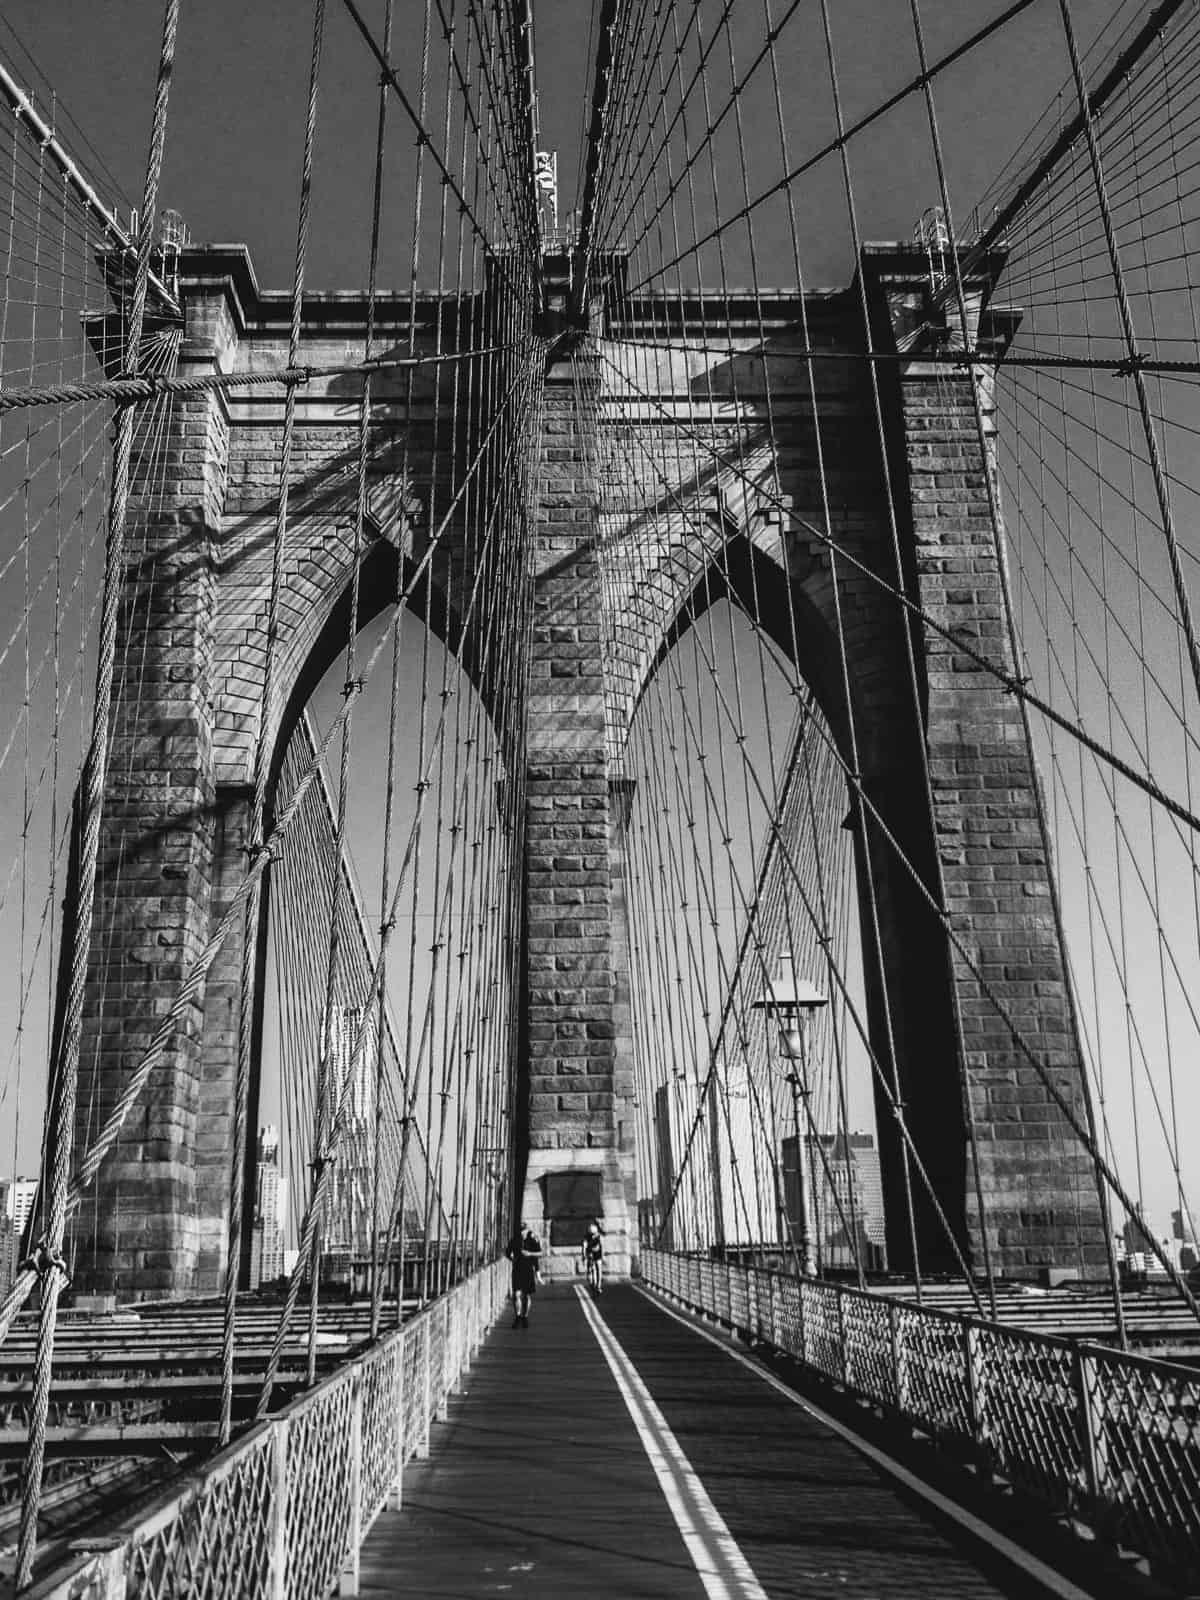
535, 150, 558, 239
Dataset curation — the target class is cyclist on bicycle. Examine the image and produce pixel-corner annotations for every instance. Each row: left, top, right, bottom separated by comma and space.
581, 1220, 604, 1294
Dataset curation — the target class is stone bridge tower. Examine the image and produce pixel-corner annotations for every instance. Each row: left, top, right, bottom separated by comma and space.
67, 242, 1105, 1297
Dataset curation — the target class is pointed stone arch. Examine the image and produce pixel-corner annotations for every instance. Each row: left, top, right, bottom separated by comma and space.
596, 262, 1106, 1275
70, 249, 513, 1294
69, 243, 1107, 1295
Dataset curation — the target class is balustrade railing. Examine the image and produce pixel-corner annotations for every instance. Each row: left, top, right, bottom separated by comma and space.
28, 1259, 509, 1600
641, 1248, 1200, 1588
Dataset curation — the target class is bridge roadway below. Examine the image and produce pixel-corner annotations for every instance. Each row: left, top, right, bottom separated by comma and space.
359, 1282, 1124, 1600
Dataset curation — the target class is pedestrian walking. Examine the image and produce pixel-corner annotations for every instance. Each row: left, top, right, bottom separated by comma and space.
505, 1220, 542, 1328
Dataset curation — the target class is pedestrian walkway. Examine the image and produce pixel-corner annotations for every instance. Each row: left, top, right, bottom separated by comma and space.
357, 1283, 1092, 1598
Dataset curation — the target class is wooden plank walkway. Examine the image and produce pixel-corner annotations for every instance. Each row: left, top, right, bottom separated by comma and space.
358, 1284, 1077, 1599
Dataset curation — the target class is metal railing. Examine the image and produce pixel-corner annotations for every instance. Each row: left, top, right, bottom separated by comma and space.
27, 1259, 509, 1600
641, 1249, 1200, 1589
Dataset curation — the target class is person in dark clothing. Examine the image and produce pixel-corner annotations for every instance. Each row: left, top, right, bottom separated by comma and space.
505, 1221, 542, 1327
581, 1219, 604, 1293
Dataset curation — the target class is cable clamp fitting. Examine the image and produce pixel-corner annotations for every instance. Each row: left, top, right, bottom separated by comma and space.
22, 1239, 70, 1287
1113, 352, 1148, 378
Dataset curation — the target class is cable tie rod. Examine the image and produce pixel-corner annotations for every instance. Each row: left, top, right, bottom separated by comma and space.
21, 1240, 69, 1286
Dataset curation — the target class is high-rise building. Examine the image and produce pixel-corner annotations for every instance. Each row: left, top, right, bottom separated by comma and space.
324, 1002, 378, 1258
653, 1084, 676, 1251
1123, 1214, 1155, 1259
0, 1178, 39, 1299
0, 1180, 10, 1297
10, 1177, 37, 1241
783, 1131, 886, 1271
1174, 1208, 1198, 1273
249, 1126, 285, 1289
845, 1131, 885, 1261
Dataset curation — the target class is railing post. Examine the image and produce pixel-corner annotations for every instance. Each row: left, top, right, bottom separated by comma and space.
963, 1324, 986, 1461
271, 1416, 290, 1600
390, 1330, 405, 1511
437, 1297, 450, 1418
797, 1276, 809, 1368
457, 1285, 465, 1375
340, 1371, 363, 1596
836, 1290, 849, 1385
419, 1319, 432, 1459
889, 1302, 908, 1412
64, 1542, 127, 1598
1074, 1345, 1108, 1506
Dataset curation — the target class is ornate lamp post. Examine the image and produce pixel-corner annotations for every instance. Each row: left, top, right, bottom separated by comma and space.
753, 957, 827, 1277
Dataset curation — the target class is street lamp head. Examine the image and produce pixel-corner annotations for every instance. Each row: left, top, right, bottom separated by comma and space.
751, 956, 827, 1019
751, 956, 827, 1061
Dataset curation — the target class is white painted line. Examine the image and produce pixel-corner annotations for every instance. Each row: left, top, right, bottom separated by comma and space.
575, 1285, 767, 1600
637, 1285, 1101, 1600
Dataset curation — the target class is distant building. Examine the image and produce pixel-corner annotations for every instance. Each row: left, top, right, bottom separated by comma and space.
0, 1181, 10, 1297
783, 1130, 886, 1271
653, 1084, 676, 1251
324, 1003, 378, 1260
10, 1177, 37, 1241
0, 1178, 38, 1299
249, 1126, 285, 1289
1172, 1209, 1198, 1273
637, 1195, 662, 1246
1123, 1214, 1155, 1259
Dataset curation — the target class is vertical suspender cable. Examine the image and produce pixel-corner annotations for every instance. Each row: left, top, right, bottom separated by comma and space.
366, 0, 396, 1344
223, 0, 327, 1437
16, 1, 180, 1581
904, 0, 1126, 1342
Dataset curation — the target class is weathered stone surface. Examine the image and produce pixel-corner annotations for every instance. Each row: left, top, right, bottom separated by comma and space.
69, 244, 1103, 1297
518, 349, 637, 1281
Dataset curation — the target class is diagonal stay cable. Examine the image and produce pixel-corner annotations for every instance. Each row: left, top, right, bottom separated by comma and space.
0, 346, 541, 1351
608, 402, 984, 1301
623, 0, 1042, 294
14, 3, 180, 1585
0, 345, 510, 413
253, 365, 541, 1414
595, 346, 1200, 836
339, 0, 531, 289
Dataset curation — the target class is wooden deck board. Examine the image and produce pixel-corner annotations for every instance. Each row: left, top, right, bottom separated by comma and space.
357, 1286, 1040, 1598
359, 1287, 705, 1597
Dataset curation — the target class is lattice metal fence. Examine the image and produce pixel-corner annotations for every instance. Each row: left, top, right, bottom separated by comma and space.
642, 1249, 1200, 1588
28, 1261, 509, 1600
